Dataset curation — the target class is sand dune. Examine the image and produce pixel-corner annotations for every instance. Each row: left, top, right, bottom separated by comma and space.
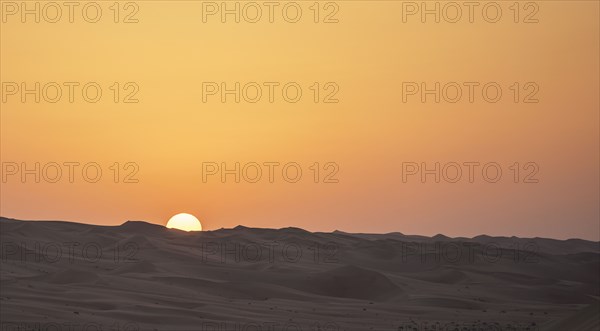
1, 217, 598, 330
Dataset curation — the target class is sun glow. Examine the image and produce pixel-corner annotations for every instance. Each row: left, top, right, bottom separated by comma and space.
166, 213, 202, 232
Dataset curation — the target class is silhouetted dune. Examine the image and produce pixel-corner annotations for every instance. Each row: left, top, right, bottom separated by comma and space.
118, 220, 170, 235
1, 217, 598, 330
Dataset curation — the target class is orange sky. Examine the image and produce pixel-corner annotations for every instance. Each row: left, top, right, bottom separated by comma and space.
1, 1, 599, 240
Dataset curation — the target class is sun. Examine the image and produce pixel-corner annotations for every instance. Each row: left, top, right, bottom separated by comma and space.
166, 213, 202, 232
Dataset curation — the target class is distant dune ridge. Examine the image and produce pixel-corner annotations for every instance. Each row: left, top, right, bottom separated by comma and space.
0, 217, 598, 331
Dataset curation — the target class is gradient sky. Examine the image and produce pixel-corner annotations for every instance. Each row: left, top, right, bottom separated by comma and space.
1, 1, 599, 240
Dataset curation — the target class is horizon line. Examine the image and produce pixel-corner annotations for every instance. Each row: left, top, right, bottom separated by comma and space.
1, 216, 598, 243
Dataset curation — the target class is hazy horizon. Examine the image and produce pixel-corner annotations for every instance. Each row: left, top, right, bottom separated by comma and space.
2, 215, 598, 242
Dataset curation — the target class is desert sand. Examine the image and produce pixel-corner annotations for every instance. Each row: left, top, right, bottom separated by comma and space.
1, 217, 598, 331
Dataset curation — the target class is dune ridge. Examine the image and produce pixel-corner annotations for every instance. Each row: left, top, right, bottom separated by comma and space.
1, 217, 598, 330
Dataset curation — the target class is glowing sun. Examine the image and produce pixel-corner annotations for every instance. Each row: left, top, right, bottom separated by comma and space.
166, 213, 202, 231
